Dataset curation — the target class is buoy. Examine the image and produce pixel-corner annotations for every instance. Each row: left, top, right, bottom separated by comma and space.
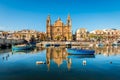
36, 61, 45, 64
83, 60, 86, 65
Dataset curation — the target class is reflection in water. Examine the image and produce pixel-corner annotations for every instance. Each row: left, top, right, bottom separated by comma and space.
1, 46, 120, 63
46, 47, 69, 70
0, 47, 46, 61
0, 46, 120, 80
67, 58, 72, 70
95, 46, 120, 56
11, 47, 46, 54
45, 46, 120, 70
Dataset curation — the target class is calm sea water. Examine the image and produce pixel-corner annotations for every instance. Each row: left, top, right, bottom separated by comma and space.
0, 47, 120, 80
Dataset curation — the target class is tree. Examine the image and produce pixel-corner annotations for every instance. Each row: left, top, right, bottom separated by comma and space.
55, 35, 61, 40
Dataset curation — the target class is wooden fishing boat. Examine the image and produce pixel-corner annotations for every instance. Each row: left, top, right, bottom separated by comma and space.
12, 44, 33, 51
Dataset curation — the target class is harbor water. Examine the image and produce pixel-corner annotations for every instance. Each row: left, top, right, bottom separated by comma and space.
0, 47, 120, 80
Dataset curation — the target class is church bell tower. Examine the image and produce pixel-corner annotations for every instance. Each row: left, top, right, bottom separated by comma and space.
67, 14, 71, 27
46, 15, 52, 40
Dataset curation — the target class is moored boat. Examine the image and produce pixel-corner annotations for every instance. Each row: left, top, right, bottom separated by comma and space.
96, 43, 104, 47
45, 44, 51, 47
54, 44, 60, 47
29, 42, 36, 47
12, 44, 33, 51
66, 42, 72, 48
67, 48, 95, 55
112, 41, 120, 46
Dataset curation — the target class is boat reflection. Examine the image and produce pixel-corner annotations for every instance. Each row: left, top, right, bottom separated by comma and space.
11, 47, 46, 54
0, 47, 46, 61
68, 54, 95, 58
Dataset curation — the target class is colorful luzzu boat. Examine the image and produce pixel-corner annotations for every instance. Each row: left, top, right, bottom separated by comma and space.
67, 48, 95, 55
12, 44, 33, 51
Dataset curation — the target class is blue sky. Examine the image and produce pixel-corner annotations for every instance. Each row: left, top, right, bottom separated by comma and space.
0, 0, 120, 33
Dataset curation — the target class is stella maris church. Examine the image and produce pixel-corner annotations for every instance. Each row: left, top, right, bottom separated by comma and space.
46, 15, 72, 41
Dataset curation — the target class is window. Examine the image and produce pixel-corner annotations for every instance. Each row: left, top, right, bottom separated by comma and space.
57, 28, 60, 31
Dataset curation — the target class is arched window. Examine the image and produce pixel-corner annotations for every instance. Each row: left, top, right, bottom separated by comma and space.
57, 28, 60, 31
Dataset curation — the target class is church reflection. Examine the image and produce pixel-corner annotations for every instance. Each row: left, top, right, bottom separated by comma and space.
46, 47, 70, 70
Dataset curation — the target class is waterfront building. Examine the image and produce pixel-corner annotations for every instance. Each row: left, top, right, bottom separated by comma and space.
37, 32, 46, 41
0, 31, 4, 38
76, 28, 88, 41
46, 15, 72, 41
90, 30, 105, 41
12, 29, 38, 41
0, 31, 13, 39
103, 29, 120, 40
90, 29, 120, 41
91, 30, 104, 35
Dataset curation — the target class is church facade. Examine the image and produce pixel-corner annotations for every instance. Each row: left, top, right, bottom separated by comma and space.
46, 15, 72, 41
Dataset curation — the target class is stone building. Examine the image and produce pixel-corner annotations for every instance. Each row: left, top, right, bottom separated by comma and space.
12, 29, 38, 41
76, 28, 88, 41
0, 31, 13, 39
46, 15, 72, 41
90, 29, 120, 41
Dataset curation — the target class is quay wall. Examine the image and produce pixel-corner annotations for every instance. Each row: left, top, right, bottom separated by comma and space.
36, 41, 113, 47
36, 41, 91, 47
0, 39, 25, 48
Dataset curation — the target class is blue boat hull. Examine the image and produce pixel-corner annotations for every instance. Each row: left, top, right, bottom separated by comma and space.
45, 44, 51, 47
54, 44, 60, 47
67, 48, 95, 55
29, 42, 36, 47
12, 45, 33, 51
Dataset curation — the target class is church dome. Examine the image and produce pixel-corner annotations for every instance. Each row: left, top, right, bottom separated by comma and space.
54, 17, 63, 26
